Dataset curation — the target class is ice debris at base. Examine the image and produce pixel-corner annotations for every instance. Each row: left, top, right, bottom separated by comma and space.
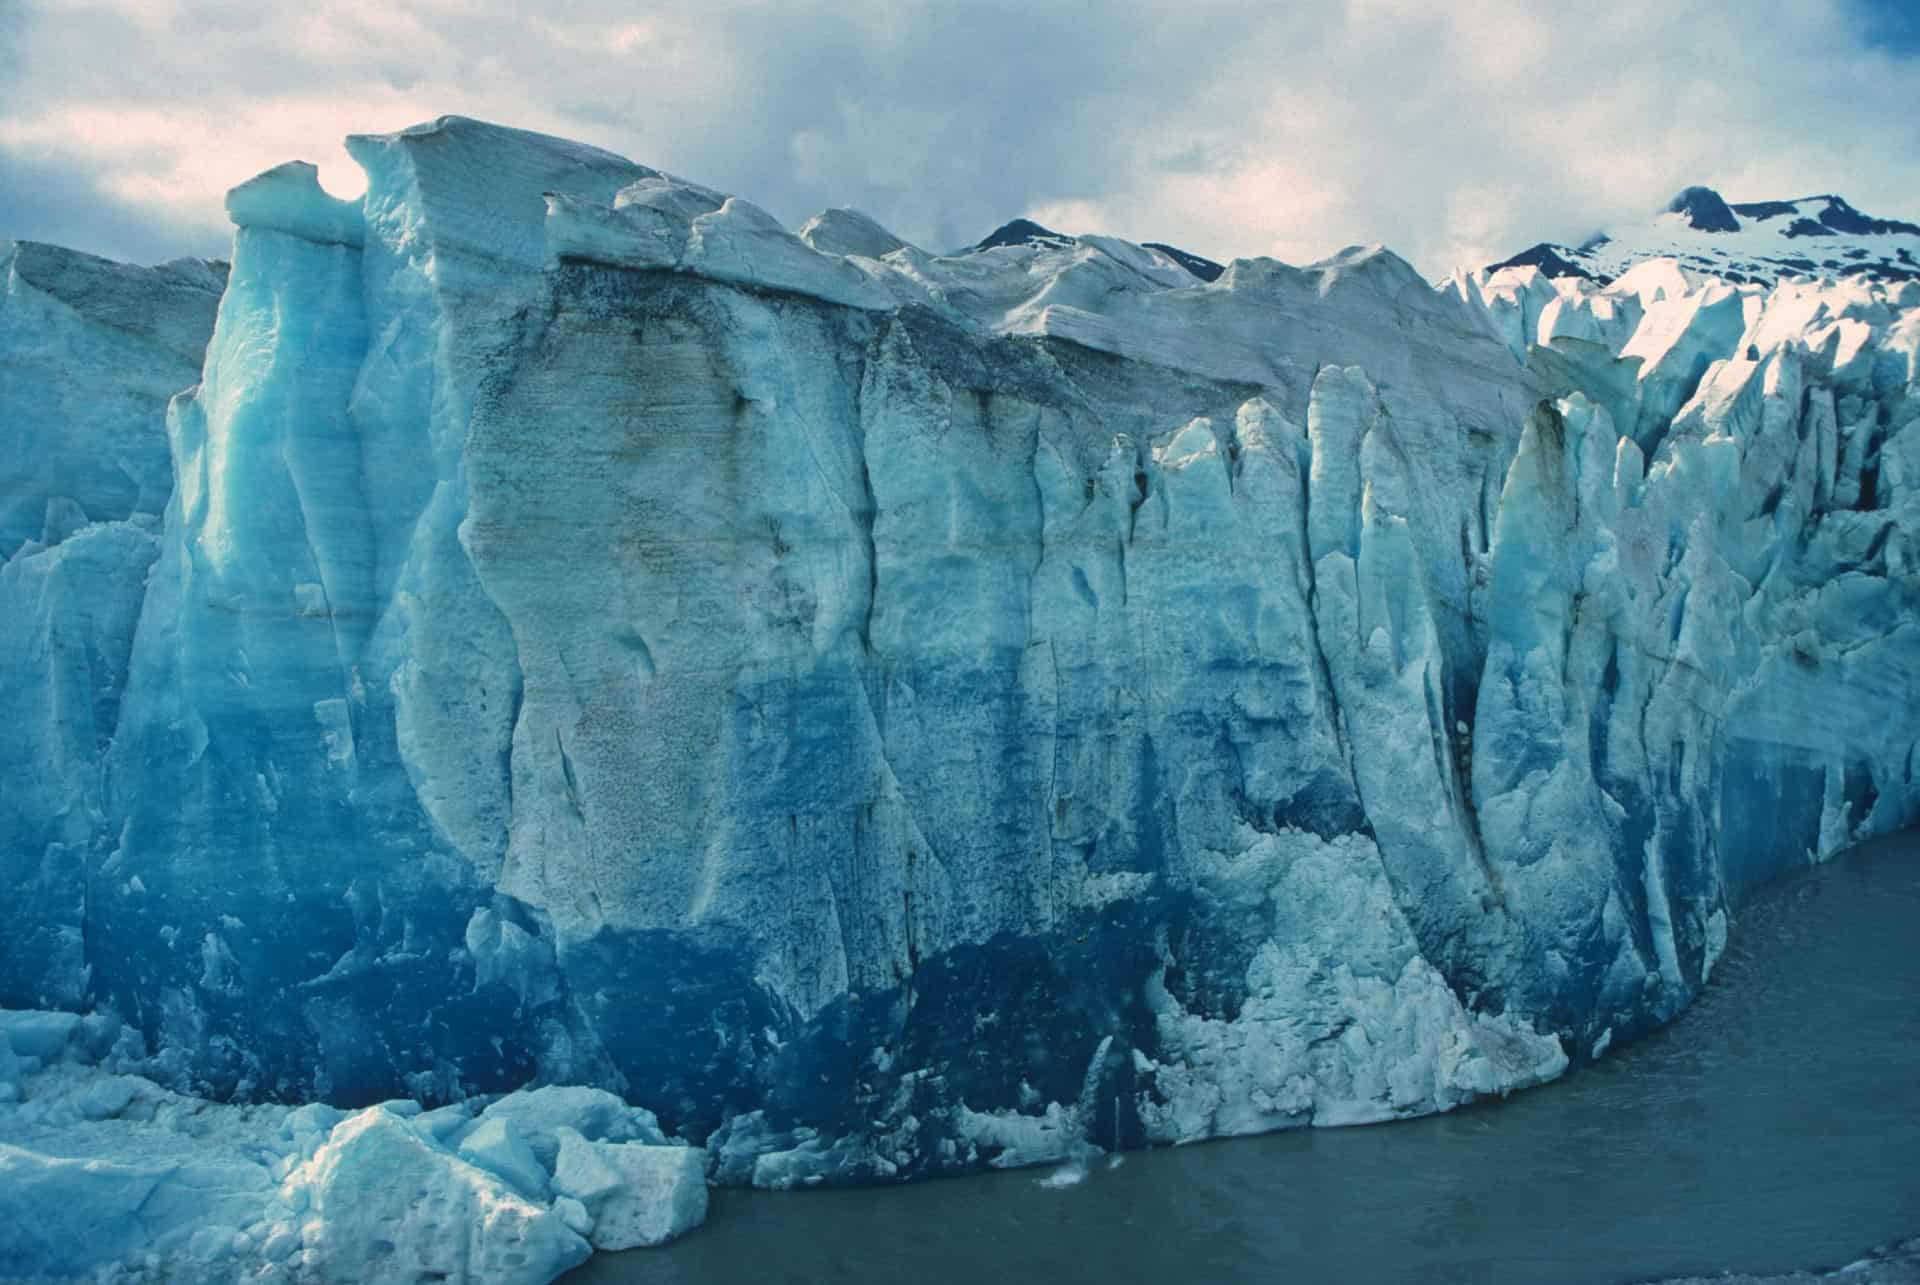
0, 1008, 707, 1281
552, 1127, 709, 1250
2, 112, 1919, 1270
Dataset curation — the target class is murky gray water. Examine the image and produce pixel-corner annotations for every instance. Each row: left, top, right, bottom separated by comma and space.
570, 832, 1920, 1285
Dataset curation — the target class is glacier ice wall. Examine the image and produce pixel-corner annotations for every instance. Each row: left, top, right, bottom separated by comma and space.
5, 117, 1918, 1183
0, 241, 226, 1006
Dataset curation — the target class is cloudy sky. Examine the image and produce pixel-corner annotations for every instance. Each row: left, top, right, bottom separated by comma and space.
2, 0, 1917, 276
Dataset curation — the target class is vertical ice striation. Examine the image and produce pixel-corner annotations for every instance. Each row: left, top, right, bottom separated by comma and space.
0, 240, 225, 1006
3, 117, 1918, 1203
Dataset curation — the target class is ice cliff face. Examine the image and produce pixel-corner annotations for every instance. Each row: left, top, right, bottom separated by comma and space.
4, 118, 1919, 1188
1, 241, 226, 1006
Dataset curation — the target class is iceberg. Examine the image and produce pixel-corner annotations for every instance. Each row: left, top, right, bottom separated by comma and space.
2, 115, 1917, 1278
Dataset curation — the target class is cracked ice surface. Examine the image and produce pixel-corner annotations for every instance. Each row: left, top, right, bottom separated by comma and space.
2, 114, 1919, 1278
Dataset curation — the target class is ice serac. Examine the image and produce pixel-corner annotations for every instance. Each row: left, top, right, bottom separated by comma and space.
4, 115, 1919, 1221
96, 121, 654, 1103
0, 240, 225, 1006
0, 240, 225, 555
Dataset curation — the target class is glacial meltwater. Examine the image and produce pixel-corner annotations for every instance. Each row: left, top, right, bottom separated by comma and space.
572, 831, 1920, 1284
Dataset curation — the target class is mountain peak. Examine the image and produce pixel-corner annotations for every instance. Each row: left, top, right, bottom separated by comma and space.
1485, 243, 1600, 282
963, 220, 1226, 282
1664, 185, 1741, 233
1142, 241, 1225, 282
968, 218, 1075, 253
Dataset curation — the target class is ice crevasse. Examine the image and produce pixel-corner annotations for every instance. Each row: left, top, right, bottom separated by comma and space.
2, 115, 1918, 1277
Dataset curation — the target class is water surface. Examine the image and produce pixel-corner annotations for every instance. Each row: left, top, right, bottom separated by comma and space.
571, 831, 1920, 1284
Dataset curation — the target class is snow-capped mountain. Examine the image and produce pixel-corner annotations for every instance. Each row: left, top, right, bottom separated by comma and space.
1491, 185, 1920, 285
967, 215, 1226, 280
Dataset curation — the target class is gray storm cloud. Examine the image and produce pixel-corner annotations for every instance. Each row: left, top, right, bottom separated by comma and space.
0, 0, 1915, 274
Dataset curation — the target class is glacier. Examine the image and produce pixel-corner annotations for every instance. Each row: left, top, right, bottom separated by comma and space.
1, 115, 1918, 1279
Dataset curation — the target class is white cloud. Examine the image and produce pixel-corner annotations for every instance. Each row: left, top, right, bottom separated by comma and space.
0, 0, 1915, 274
